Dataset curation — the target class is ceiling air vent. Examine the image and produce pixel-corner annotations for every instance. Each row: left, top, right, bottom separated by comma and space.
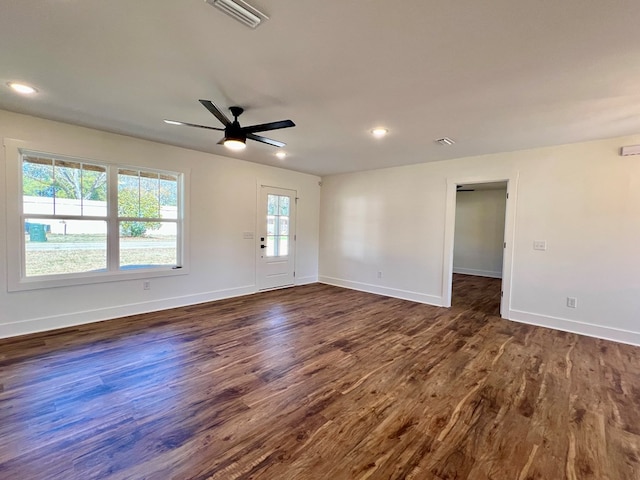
436, 137, 455, 146
206, 0, 268, 29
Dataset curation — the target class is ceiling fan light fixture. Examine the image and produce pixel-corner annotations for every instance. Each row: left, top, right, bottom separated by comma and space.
206, 0, 268, 29
224, 137, 247, 150
276, 151, 287, 159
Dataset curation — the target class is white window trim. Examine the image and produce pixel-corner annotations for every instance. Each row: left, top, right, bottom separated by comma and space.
4, 138, 190, 291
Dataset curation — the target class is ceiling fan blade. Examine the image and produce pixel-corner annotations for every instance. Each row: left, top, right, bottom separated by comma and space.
168, 120, 224, 131
247, 133, 286, 148
199, 99, 231, 126
216, 138, 226, 145
241, 119, 295, 134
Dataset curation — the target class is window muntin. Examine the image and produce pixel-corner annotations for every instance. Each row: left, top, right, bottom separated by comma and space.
19, 151, 182, 282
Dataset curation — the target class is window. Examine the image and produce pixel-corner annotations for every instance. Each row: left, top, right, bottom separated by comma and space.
9, 145, 185, 290
117, 168, 179, 270
22, 155, 109, 277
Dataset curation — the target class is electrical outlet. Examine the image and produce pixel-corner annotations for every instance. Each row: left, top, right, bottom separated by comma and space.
567, 297, 577, 308
143, 281, 151, 291
533, 240, 547, 251
377, 271, 383, 279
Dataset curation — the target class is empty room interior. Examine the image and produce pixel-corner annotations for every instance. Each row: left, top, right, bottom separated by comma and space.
1, 1, 640, 479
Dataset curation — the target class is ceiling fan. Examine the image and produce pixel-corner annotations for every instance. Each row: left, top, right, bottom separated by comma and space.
165, 99, 295, 151
457, 185, 475, 192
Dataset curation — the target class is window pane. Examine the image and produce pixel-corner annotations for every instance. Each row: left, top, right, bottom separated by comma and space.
279, 217, 289, 235
267, 194, 278, 215
266, 235, 276, 257
279, 196, 290, 216
119, 222, 177, 269
119, 169, 164, 220
24, 219, 107, 277
279, 236, 289, 256
23, 156, 54, 214
81, 164, 107, 216
140, 172, 160, 218
159, 175, 178, 220
54, 160, 83, 215
23, 156, 107, 218
118, 169, 139, 217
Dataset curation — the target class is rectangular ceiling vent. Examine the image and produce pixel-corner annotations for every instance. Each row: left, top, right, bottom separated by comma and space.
206, 0, 269, 29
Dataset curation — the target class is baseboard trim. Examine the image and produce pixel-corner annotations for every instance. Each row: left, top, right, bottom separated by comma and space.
509, 309, 640, 347
0, 285, 257, 339
453, 267, 502, 279
295, 275, 318, 286
319, 276, 443, 307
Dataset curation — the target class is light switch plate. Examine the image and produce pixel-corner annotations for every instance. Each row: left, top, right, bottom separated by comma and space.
533, 240, 547, 251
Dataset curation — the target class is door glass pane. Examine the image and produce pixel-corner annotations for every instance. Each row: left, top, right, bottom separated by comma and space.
24, 219, 107, 276
279, 196, 290, 216
264, 193, 292, 258
266, 235, 276, 257
267, 216, 277, 235
267, 195, 278, 215
279, 237, 289, 256
279, 217, 289, 235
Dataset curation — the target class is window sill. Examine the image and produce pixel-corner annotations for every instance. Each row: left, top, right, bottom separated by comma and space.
8, 266, 189, 292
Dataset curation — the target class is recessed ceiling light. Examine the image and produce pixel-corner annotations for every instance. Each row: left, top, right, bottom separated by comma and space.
7, 82, 38, 95
371, 127, 388, 138
436, 137, 455, 146
276, 151, 287, 159
164, 119, 184, 125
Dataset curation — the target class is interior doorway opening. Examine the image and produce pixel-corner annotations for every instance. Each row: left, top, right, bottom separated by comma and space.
451, 181, 507, 316
451, 181, 507, 315
442, 176, 516, 319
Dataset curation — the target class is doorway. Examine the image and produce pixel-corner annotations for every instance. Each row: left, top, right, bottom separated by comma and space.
442, 176, 517, 319
452, 182, 507, 315
256, 185, 297, 290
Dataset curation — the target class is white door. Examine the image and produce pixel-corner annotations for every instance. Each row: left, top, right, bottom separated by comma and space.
257, 186, 296, 290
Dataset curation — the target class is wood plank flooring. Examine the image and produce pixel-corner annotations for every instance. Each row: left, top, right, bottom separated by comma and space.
1, 274, 640, 479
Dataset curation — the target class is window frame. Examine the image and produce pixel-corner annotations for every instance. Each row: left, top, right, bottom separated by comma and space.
5, 138, 189, 291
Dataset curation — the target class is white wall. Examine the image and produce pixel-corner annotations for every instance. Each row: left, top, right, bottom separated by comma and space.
319, 135, 640, 346
453, 189, 506, 278
0, 110, 320, 338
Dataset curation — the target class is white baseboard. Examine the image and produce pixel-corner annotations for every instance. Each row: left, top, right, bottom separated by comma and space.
453, 267, 502, 279
319, 275, 444, 307
0, 285, 257, 340
295, 275, 318, 286
509, 309, 640, 347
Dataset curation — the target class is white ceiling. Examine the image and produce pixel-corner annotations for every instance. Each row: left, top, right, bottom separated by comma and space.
2, 1, 640, 176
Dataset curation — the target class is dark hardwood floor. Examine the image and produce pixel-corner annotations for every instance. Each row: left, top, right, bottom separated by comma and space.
1, 274, 639, 479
